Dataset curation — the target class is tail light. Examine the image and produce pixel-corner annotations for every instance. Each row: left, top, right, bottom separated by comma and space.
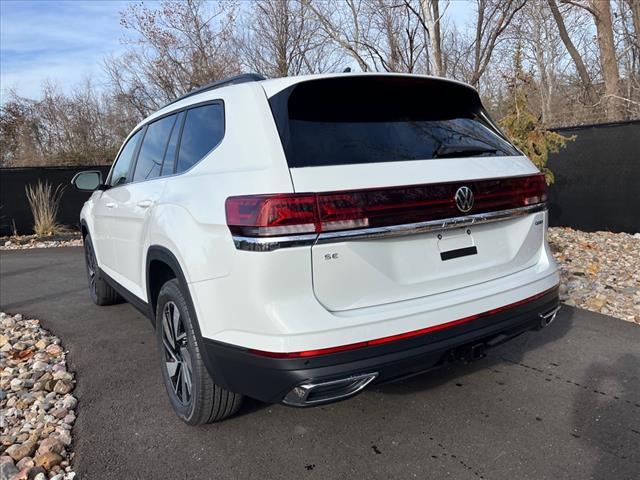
226, 174, 547, 238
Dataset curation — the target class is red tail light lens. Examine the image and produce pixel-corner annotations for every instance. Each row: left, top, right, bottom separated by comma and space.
317, 193, 369, 231
226, 174, 547, 237
225, 194, 319, 236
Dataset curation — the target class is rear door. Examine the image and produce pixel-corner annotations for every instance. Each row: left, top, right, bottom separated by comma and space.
106, 112, 181, 298
109, 103, 224, 298
268, 75, 545, 311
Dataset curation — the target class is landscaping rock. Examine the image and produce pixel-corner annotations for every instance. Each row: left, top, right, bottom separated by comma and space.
35, 438, 64, 456
0, 233, 82, 251
33, 452, 62, 470
52, 381, 73, 395
0, 456, 19, 478
549, 227, 640, 324
0, 313, 76, 479
6, 441, 36, 462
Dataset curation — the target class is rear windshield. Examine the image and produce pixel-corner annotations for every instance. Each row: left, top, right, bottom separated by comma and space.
268, 76, 519, 168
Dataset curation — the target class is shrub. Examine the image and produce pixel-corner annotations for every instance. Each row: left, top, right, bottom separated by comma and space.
499, 47, 574, 184
24, 180, 66, 236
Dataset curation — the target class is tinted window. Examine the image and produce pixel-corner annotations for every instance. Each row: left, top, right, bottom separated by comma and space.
133, 114, 177, 182
269, 77, 519, 168
176, 104, 224, 173
110, 129, 143, 187
160, 112, 184, 176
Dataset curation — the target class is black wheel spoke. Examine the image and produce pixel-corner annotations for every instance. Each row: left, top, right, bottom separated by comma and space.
173, 363, 182, 395
161, 300, 192, 405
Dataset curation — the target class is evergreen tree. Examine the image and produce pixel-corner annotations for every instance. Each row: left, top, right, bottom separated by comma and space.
499, 46, 574, 184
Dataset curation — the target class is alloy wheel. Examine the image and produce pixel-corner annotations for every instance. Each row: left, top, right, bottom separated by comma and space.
161, 301, 193, 405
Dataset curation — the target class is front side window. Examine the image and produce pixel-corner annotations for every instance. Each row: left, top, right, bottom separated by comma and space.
109, 129, 143, 187
176, 103, 224, 173
133, 114, 178, 182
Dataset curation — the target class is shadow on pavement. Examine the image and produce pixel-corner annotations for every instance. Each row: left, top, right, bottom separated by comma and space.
377, 304, 575, 396
572, 353, 640, 479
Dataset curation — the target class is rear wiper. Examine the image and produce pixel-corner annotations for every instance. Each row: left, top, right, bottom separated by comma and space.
433, 145, 498, 159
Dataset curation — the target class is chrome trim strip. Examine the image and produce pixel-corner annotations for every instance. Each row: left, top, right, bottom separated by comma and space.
317, 204, 546, 243
232, 233, 317, 252
232, 204, 546, 251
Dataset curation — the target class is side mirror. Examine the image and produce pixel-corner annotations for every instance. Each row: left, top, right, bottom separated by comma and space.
71, 171, 104, 192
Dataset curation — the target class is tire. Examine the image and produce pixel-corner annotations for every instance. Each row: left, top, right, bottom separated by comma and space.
83, 234, 122, 306
156, 279, 243, 424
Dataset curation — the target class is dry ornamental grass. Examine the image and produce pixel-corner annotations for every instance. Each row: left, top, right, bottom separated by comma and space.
24, 181, 66, 237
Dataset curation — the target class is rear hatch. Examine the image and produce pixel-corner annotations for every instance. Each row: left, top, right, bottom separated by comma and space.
267, 75, 545, 311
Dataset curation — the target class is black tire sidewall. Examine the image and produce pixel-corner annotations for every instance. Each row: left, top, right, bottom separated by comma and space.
83, 235, 99, 304
155, 279, 199, 423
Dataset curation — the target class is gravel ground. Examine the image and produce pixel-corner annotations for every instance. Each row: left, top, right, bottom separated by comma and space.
0, 313, 76, 480
1, 234, 82, 251
549, 227, 640, 324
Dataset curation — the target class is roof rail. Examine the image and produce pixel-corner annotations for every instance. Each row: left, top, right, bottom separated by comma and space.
164, 73, 266, 108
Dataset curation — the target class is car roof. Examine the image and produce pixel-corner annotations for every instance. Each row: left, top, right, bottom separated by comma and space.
134, 72, 478, 134
257, 72, 478, 98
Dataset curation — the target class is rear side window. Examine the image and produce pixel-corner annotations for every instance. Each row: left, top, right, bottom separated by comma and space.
133, 114, 178, 182
109, 129, 143, 187
160, 112, 184, 176
269, 77, 519, 168
176, 103, 224, 173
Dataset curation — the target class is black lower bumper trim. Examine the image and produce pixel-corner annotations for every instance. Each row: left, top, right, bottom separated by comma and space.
202, 287, 559, 404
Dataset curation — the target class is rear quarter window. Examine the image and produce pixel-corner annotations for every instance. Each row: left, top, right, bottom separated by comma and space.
269, 76, 519, 168
176, 103, 224, 173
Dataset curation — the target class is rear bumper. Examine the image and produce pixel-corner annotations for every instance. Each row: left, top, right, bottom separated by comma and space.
202, 286, 559, 404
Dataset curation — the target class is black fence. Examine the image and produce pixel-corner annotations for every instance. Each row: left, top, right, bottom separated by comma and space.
0, 166, 111, 236
0, 120, 638, 236
547, 120, 639, 233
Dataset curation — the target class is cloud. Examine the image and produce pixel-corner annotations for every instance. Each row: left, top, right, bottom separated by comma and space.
1, 0, 133, 100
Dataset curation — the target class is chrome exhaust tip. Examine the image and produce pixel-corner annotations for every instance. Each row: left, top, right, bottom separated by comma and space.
283, 372, 378, 407
539, 305, 561, 328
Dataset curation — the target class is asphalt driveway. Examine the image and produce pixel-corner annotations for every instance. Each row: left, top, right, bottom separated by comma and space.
1, 247, 638, 480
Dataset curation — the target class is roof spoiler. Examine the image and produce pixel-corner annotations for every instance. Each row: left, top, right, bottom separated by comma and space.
164, 73, 266, 108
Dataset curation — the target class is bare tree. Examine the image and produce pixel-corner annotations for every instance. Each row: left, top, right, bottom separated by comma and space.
547, 0, 597, 103
105, 0, 241, 117
303, 0, 373, 71
420, 0, 444, 76
0, 81, 130, 167
468, 0, 526, 87
624, 0, 640, 48
557, 0, 624, 120
242, 0, 340, 77
304, 0, 425, 73
589, 0, 623, 120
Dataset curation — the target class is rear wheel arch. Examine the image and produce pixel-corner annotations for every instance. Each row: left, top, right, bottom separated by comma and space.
80, 219, 89, 240
145, 247, 201, 333
146, 247, 184, 318
145, 246, 228, 390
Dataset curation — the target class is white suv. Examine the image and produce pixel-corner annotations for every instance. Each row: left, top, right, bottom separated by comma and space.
73, 73, 560, 424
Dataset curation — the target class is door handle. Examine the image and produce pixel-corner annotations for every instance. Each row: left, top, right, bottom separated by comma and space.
137, 200, 153, 209
105, 202, 117, 209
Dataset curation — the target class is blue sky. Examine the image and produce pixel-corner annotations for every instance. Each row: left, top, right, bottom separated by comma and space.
0, 0, 131, 100
1, 0, 475, 101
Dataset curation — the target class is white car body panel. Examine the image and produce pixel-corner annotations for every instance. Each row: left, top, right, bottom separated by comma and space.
79, 72, 559, 356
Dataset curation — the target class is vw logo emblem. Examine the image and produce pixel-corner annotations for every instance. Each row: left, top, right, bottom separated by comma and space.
455, 186, 474, 213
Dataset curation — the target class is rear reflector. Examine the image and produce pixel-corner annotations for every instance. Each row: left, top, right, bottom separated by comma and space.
226, 174, 547, 237
249, 286, 558, 359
